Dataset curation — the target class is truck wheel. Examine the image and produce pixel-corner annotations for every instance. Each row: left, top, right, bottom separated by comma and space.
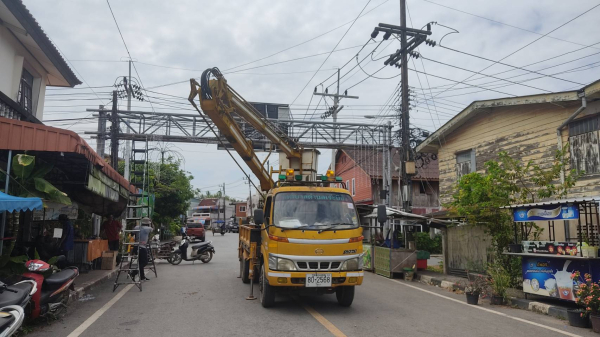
240, 259, 250, 284
335, 286, 355, 307
260, 264, 275, 308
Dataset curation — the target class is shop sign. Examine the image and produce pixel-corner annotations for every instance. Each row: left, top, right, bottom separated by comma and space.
33, 201, 78, 220
513, 204, 578, 221
522, 256, 600, 301
86, 174, 119, 202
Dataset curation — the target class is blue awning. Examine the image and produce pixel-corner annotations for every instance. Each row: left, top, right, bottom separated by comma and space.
0, 192, 43, 213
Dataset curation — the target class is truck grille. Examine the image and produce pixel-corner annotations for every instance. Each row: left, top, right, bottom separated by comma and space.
296, 261, 341, 271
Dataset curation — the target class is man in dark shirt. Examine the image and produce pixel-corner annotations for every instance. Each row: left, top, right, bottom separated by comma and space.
58, 214, 74, 256
102, 215, 122, 251
131, 218, 153, 281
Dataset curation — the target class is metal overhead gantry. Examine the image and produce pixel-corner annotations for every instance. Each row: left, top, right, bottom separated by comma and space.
86, 109, 390, 150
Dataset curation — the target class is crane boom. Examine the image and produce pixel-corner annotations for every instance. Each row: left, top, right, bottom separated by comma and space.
188, 68, 302, 192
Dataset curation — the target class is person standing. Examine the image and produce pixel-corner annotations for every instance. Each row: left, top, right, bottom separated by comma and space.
102, 215, 122, 251
132, 217, 153, 281
58, 214, 74, 257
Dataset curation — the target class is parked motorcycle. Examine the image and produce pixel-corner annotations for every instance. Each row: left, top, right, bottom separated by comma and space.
22, 257, 79, 319
0, 280, 37, 336
169, 236, 215, 265
220, 223, 226, 236
0, 305, 25, 337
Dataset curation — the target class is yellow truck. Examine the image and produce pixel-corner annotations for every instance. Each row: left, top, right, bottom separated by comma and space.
188, 68, 383, 307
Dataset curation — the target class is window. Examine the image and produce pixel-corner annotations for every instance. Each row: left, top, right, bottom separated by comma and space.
239, 206, 246, 212
352, 178, 356, 196
266, 105, 278, 119
346, 180, 349, 191
569, 116, 600, 175
272, 192, 359, 230
17, 69, 33, 113
456, 149, 475, 179
419, 182, 426, 194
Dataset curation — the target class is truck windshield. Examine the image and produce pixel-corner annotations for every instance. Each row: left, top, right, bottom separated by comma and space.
273, 192, 359, 230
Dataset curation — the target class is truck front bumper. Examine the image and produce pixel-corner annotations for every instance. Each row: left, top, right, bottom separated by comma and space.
266, 271, 364, 288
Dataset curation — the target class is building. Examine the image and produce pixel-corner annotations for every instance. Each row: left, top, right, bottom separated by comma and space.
333, 149, 440, 214
417, 80, 600, 206
194, 198, 235, 222
186, 197, 200, 217
232, 202, 247, 222
0, 0, 81, 122
416, 80, 600, 275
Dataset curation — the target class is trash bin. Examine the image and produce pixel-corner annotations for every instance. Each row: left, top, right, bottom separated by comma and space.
403, 267, 415, 281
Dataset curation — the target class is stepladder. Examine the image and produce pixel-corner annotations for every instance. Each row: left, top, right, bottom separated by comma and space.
113, 228, 142, 292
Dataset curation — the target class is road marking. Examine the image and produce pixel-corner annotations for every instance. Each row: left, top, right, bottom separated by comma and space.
67, 284, 133, 337
300, 302, 347, 337
389, 279, 581, 337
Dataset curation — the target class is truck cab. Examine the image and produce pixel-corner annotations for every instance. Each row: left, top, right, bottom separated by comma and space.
247, 173, 364, 307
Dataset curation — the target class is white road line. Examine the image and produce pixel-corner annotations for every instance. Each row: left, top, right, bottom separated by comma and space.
67, 284, 134, 337
388, 279, 581, 337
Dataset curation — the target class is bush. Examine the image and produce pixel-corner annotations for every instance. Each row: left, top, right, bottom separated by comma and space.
415, 232, 442, 254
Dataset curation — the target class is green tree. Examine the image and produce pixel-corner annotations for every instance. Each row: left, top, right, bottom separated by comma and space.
446, 147, 580, 285
148, 157, 195, 227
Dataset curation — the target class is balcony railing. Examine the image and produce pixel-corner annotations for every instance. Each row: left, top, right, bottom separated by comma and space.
0, 90, 41, 124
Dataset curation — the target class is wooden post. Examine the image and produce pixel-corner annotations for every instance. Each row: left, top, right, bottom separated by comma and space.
442, 227, 449, 274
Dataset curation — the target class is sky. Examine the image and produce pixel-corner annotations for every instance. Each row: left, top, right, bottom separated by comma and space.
26, 0, 600, 200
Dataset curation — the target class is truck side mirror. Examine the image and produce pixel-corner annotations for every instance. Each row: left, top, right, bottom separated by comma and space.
254, 209, 264, 225
377, 205, 387, 224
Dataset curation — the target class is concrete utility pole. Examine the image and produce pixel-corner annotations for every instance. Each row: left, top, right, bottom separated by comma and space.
313, 69, 359, 172
400, 0, 411, 211
244, 176, 252, 216
369, 2, 433, 211
110, 91, 119, 170
124, 60, 133, 181
96, 105, 106, 158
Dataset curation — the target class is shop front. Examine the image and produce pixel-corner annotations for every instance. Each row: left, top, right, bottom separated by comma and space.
503, 197, 600, 301
0, 117, 135, 271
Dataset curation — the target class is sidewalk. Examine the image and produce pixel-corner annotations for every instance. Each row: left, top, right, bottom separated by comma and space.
414, 270, 577, 320
69, 269, 118, 301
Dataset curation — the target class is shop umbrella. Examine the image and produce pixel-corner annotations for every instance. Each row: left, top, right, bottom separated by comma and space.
0, 191, 43, 213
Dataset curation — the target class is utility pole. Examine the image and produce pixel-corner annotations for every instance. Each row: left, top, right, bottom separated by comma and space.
244, 176, 252, 216
313, 69, 359, 172
399, 0, 412, 211
124, 60, 133, 181
369, 4, 434, 211
110, 91, 119, 170
96, 105, 106, 158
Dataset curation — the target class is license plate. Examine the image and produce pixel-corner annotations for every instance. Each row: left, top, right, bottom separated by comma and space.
306, 273, 332, 287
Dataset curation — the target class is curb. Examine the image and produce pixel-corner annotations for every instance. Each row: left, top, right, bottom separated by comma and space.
509, 297, 568, 320
69, 269, 118, 302
416, 273, 464, 291
415, 273, 569, 321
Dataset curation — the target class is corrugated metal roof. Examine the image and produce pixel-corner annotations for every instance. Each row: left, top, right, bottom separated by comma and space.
501, 196, 600, 209
342, 148, 439, 181
0, 117, 133, 193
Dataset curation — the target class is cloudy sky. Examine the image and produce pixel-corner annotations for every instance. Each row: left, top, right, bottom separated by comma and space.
28, 0, 600, 200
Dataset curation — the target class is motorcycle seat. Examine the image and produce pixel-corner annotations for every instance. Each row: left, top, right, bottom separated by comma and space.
0, 283, 31, 308
45, 269, 77, 286
191, 242, 210, 250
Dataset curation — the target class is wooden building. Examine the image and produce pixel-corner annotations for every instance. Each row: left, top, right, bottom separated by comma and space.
417, 80, 600, 206
333, 149, 440, 214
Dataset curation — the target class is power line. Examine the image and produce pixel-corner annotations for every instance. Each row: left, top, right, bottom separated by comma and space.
222, 0, 392, 73
289, 0, 373, 108
430, 3, 600, 100
421, 0, 600, 50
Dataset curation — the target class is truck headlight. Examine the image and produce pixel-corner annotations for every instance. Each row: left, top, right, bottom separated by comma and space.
277, 259, 296, 271
268, 255, 297, 271
341, 258, 360, 271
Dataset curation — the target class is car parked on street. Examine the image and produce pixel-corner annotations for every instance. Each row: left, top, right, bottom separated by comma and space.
228, 222, 239, 233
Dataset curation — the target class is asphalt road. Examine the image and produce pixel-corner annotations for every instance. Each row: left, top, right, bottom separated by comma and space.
26, 233, 596, 337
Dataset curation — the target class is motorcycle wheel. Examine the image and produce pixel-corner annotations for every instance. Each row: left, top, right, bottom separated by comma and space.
170, 252, 183, 265
221, 231, 225, 236
200, 251, 213, 263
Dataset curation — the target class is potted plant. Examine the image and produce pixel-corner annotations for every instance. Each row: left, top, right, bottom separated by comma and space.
572, 271, 599, 330
460, 274, 486, 305
487, 263, 510, 305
